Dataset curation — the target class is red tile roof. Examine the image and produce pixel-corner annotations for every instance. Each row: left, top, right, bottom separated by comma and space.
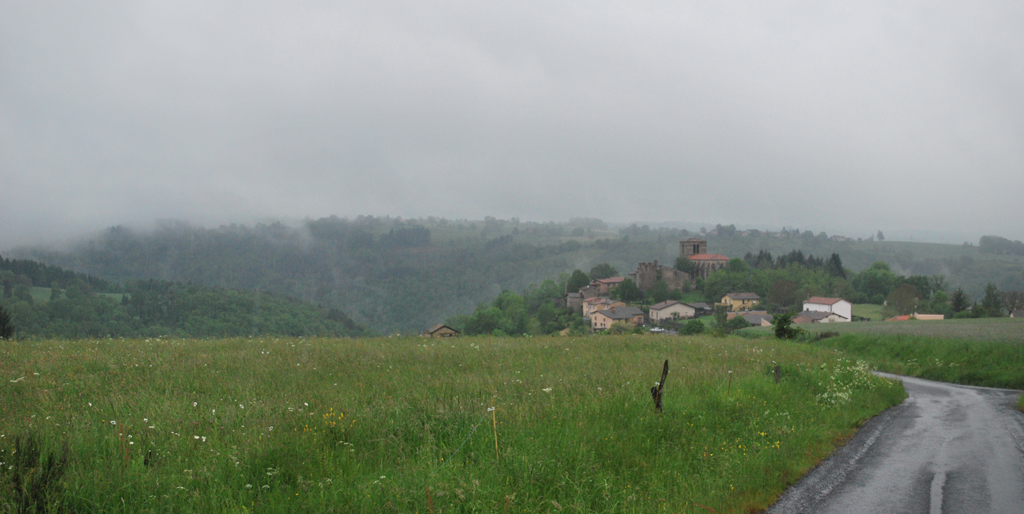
688, 253, 729, 261
596, 277, 625, 284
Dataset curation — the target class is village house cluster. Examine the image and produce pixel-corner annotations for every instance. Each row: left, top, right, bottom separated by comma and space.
566, 238, 858, 332
425, 236, 861, 337
566, 238, 740, 331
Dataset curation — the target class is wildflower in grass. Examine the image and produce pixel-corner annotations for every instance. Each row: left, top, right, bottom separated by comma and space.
542, 388, 552, 393
193, 402, 197, 407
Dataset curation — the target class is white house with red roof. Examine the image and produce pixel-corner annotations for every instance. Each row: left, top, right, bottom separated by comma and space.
802, 297, 852, 322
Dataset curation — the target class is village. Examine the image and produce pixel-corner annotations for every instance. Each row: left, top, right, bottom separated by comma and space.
423, 237, 866, 338
565, 238, 855, 333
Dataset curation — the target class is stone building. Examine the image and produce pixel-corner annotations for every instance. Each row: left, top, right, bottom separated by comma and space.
628, 260, 690, 293
680, 238, 729, 279
680, 238, 708, 258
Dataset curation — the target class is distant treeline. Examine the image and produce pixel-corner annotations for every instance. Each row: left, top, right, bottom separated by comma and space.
1, 254, 114, 292
0, 256, 364, 339
979, 235, 1024, 256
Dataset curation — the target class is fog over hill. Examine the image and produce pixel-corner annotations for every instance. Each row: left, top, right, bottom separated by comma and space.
3, 1, 1023, 248
8, 216, 1023, 334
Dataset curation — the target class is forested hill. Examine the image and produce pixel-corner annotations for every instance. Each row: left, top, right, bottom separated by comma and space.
9, 217, 1024, 334
11, 219, 596, 334
0, 255, 364, 339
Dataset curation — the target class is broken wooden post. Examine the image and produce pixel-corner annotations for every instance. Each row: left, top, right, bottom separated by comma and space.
650, 360, 668, 412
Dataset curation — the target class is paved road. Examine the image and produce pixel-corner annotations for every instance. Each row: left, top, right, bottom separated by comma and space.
765, 374, 1024, 514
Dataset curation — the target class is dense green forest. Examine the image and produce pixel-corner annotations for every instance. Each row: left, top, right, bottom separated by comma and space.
8, 217, 1023, 334
0, 256, 363, 339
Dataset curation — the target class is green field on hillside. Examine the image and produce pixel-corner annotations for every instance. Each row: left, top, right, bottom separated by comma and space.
744, 317, 1024, 343
851, 303, 885, 321
27, 286, 125, 304
0, 335, 903, 513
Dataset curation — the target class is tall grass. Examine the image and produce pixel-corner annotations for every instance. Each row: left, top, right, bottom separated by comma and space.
743, 317, 1024, 343
808, 332, 1024, 390
1, 335, 904, 513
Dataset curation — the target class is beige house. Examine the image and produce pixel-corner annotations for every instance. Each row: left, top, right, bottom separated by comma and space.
425, 324, 460, 338
649, 300, 696, 322
582, 298, 625, 318
590, 306, 644, 331
593, 277, 625, 295
720, 293, 761, 312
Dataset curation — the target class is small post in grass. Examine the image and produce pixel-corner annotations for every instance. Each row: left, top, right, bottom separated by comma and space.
650, 360, 669, 413
490, 407, 499, 463
727, 370, 734, 394
773, 364, 781, 384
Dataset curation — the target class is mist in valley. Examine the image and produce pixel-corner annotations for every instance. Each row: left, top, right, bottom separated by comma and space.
3, 1, 1023, 250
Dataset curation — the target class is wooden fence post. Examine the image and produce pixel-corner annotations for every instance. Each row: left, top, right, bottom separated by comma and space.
650, 360, 668, 412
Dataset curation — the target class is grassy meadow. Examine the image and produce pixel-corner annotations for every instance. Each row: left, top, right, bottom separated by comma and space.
850, 304, 884, 321
744, 317, 1024, 409
802, 321, 1024, 390
744, 317, 1024, 343
0, 335, 904, 513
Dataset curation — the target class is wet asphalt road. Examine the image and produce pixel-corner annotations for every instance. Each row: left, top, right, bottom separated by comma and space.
765, 374, 1024, 514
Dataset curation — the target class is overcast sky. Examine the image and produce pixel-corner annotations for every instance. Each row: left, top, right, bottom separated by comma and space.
2, 1, 1022, 249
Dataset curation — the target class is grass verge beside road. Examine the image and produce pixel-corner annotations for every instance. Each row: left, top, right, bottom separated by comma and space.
808, 333, 1024, 390
744, 317, 1024, 411
1, 335, 903, 513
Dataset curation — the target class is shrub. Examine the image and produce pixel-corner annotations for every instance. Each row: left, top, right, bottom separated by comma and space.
681, 319, 705, 335
606, 321, 633, 334
773, 312, 803, 339
726, 316, 751, 332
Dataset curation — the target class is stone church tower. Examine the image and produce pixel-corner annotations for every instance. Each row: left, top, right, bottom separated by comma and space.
680, 238, 708, 258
